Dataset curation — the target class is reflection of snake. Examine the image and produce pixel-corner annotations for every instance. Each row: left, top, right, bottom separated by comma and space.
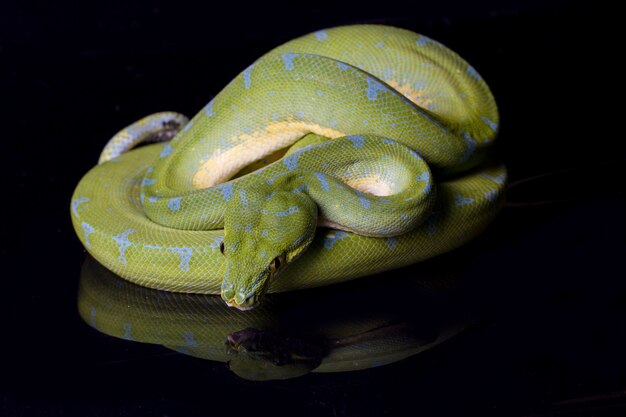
78, 255, 473, 381
70, 25, 506, 309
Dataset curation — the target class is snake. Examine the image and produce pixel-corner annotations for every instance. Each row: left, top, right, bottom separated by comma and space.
70, 24, 506, 310
78, 255, 473, 380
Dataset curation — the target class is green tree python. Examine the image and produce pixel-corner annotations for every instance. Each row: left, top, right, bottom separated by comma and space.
70, 25, 506, 310
78, 255, 474, 381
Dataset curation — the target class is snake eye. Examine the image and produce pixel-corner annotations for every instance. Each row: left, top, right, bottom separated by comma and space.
219, 241, 226, 256
268, 254, 286, 273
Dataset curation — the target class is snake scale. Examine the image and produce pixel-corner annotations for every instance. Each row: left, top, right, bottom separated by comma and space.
71, 25, 506, 310
78, 255, 472, 380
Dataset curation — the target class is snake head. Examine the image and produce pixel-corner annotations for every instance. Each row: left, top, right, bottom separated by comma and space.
225, 328, 326, 380
220, 189, 317, 310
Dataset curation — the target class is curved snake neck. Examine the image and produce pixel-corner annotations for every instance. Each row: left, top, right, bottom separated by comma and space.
71, 24, 506, 310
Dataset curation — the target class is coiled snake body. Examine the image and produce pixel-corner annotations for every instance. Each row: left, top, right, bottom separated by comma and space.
71, 25, 506, 309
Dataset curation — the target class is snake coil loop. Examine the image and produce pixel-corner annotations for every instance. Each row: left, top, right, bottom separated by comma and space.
71, 25, 506, 310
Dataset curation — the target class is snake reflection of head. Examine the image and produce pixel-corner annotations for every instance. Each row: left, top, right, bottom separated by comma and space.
220, 186, 318, 310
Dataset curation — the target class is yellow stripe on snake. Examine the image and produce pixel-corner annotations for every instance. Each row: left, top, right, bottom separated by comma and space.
70, 25, 506, 310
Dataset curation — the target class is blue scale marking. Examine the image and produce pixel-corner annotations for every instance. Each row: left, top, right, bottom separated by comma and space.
167, 247, 193, 272
168, 197, 181, 211
275, 206, 300, 217
243, 64, 254, 89
466, 66, 482, 79
386, 238, 398, 250
81, 222, 95, 249
141, 177, 157, 187
315, 172, 330, 192
184, 331, 199, 348
160, 144, 173, 158
485, 189, 500, 202
123, 323, 133, 341
481, 116, 498, 131
349, 135, 365, 148
365, 77, 386, 101
267, 171, 289, 185
218, 183, 233, 201
205, 101, 215, 117
479, 172, 507, 184
408, 149, 421, 159
461, 132, 477, 163
112, 228, 136, 265
314, 30, 328, 41
283, 153, 299, 170
324, 231, 349, 249
71, 197, 89, 217
239, 190, 248, 206
416, 172, 430, 182
293, 183, 308, 193
281, 53, 299, 71
453, 194, 474, 206
144, 244, 163, 250
209, 237, 223, 249
415, 35, 432, 47
89, 306, 97, 328
356, 191, 371, 209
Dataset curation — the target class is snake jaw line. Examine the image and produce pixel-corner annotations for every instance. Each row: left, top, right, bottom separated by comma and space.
226, 300, 257, 311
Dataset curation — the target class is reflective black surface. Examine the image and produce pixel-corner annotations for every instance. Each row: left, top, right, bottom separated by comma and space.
3, 1, 624, 416
77, 253, 475, 381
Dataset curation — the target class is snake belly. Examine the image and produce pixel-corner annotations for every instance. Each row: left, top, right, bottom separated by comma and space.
70, 24, 506, 297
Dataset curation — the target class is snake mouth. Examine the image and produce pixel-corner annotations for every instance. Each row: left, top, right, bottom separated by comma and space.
221, 269, 271, 310
222, 286, 262, 310
225, 299, 258, 311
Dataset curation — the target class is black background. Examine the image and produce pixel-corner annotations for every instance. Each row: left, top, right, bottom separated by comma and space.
2, 1, 624, 416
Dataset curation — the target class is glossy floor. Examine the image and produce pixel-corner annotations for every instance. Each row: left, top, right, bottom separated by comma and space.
2, 1, 623, 416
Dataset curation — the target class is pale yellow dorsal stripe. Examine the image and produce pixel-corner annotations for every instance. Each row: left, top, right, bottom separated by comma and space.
344, 176, 394, 196
192, 121, 344, 188
385, 80, 435, 110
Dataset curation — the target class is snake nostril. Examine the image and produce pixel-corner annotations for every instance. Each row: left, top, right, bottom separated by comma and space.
221, 285, 235, 301
234, 291, 247, 306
